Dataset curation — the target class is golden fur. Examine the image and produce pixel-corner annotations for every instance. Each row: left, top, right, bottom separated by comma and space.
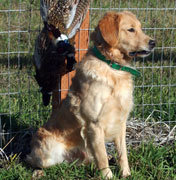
26, 11, 155, 179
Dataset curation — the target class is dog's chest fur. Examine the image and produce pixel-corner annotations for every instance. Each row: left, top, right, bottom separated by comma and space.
68, 54, 134, 140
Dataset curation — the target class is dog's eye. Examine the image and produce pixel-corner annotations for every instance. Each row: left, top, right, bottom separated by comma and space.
128, 28, 135, 32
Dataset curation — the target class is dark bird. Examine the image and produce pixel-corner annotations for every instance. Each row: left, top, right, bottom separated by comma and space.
33, 0, 91, 106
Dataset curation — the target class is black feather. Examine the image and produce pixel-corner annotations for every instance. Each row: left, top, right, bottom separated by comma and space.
34, 28, 77, 106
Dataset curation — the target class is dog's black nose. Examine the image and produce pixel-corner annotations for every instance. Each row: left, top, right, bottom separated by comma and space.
149, 39, 156, 49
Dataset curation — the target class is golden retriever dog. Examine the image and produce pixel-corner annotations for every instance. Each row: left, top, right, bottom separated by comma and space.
26, 11, 155, 179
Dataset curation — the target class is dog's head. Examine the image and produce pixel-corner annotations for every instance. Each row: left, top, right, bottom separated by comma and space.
93, 11, 155, 61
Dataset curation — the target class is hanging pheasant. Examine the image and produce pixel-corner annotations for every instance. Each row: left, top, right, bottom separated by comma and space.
34, 0, 91, 106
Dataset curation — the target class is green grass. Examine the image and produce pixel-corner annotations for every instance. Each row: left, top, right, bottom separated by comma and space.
0, 142, 175, 180
0, 0, 176, 179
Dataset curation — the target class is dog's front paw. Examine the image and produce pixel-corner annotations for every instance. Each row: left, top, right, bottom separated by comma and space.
122, 167, 131, 178
101, 168, 113, 179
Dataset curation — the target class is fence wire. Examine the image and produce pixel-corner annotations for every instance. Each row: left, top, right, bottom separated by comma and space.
0, 0, 176, 149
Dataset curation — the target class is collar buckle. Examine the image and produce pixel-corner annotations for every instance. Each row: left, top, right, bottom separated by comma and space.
109, 61, 113, 67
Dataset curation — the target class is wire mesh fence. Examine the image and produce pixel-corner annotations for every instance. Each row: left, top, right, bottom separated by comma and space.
0, 0, 175, 151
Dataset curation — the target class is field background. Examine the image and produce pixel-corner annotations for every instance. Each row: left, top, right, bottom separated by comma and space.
0, 0, 175, 179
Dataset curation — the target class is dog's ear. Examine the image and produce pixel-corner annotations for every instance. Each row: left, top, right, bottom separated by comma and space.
98, 12, 120, 47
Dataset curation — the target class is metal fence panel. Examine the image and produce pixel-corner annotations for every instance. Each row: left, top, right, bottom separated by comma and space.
0, 0, 175, 149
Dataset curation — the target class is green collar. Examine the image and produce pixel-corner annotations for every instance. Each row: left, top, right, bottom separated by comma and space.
93, 46, 141, 77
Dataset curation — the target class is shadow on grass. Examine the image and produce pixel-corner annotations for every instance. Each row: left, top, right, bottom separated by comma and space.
0, 55, 33, 70
0, 114, 35, 158
1, 114, 32, 132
